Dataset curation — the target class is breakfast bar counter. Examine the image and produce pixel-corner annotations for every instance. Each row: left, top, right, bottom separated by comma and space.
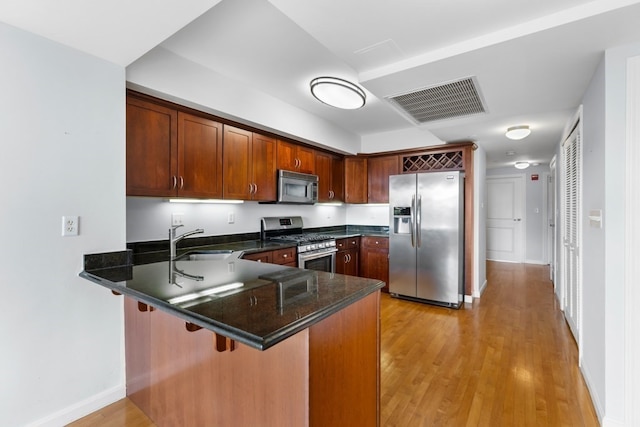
80, 251, 383, 426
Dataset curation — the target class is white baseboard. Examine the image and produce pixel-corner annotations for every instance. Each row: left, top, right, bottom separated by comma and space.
580, 364, 605, 426
602, 417, 626, 427
464, 295, 473, 304
26, 385, 125, 427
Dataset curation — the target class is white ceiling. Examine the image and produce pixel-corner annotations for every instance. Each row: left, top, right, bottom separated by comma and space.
4, 0, 640, 167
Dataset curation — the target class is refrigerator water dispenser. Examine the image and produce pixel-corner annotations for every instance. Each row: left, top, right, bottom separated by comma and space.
393, 207, 411, 234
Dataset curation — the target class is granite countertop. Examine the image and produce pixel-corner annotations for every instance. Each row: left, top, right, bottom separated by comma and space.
80, 252, 383, 351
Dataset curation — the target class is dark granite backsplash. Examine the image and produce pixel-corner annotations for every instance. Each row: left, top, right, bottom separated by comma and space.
127, 225, 388, 265
84, 250, 133, 271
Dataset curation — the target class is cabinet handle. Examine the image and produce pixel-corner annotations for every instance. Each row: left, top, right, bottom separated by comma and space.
249, 184, 253, 194
344, 254, 349, 263
172, 176, 177, 189
283, 254, 288, 258
254, 183, 258, 194
179, 176, 184, 189
295, 158, 300, 168
329, 190, 334, 199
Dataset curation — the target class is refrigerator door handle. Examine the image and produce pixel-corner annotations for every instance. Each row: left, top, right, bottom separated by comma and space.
417, 194, 422, 248
410, 194, 416, 248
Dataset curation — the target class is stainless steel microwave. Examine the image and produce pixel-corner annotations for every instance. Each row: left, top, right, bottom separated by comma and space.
277, 170, 318, 204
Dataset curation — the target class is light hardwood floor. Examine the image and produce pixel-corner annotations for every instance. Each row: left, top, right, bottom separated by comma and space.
69, 262, 599, 426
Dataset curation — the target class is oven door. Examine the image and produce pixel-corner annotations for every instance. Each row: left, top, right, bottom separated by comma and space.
298, 249, 337, 273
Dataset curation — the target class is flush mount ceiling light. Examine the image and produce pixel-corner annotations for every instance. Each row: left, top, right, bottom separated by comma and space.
514, 161, 530, 170
310, 77, 366, 109
505, 125, 531, 140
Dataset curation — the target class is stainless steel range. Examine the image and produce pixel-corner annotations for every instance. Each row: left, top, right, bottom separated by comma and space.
261, 216, 337, 273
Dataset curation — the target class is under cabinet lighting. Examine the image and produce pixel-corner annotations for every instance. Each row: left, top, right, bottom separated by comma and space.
168, 199, 244, 204
315, 202, 344, 206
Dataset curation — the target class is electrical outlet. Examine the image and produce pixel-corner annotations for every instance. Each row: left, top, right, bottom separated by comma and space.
172, 213, 184, 226
228, 212, 235, 224
62, 216, 79, 236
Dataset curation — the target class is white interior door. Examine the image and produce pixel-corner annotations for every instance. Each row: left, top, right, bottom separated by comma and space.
486, 176, 525, 262
548, 164, 556, 282
562, 127, 581, 342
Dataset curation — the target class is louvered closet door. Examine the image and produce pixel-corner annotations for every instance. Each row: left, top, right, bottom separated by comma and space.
562, 127, 581, 343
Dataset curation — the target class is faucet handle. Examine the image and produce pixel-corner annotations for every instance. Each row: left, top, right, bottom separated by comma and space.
171, 223, 184, 230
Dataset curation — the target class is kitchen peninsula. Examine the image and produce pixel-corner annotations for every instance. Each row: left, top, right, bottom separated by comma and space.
81, 250, 383, 426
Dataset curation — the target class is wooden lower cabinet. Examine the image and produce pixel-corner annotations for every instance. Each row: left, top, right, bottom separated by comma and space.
124, 291, 380, 426
242, 247, 296, 267
336, 237, 360, 276
360, 236, 389, 293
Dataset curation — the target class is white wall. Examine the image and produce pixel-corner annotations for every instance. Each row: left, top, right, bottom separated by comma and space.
580, 58, 606, 421
360, 126, 444, 153
0, 22, 126, 426
486, 164, 551, 264
600, 42, 640, 427
474, 146, 487, 297
127, 198, 349, 242
126, 46, 361, 155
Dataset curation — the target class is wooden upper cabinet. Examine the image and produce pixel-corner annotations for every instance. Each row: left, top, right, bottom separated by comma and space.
367, 155, 399, 203
223, 126, 252, 200
126, 96, 223, 198
177, 112, 223, 199
223, 126, 277, 201
277, 140, 315, 174
126, 96, 177, 197
344, 157, 368, 204
315, 152, 344, 202
251, 133, 277, 201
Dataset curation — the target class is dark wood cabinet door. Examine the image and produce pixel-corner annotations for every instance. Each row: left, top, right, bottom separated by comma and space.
276, 139, 298, 172
271, 247, 296, 265
315, 152, 332, 202
251, 133, 277, 201
277, 140, 315, 174
177, 112, 223, 198
360, 237, 389, 292
331, 157, 344, 202
223, 125, 252, 200
344, 157, 368, 204
296, 145, 315, 174
126, 97, 177, 197
367, 155, 399, 203
316, 152, 344, 202
242, 251, 273, 263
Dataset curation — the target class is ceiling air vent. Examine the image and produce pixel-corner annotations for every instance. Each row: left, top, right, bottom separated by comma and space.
386, 76, 487, 124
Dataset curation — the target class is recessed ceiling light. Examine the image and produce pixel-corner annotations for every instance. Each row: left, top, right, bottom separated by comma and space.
505, 125, 531, 140
514, 161, 530, 169
310, 77, 366, 109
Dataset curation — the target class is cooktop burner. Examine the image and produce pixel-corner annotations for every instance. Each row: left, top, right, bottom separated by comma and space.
261, 216, 337, 254
268, 233, 335, 244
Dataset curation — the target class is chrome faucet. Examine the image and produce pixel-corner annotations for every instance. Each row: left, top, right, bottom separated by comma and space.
170, 225, 204, 259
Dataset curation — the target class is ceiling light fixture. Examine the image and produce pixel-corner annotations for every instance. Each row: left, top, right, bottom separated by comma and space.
505, 125, 531, 140
310, 77, 366, 109
514, 161, 530, 170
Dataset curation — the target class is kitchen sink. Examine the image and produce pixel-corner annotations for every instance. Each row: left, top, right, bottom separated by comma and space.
176, 250, 239, 261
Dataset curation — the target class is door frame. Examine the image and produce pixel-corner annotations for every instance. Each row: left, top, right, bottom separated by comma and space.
625, 54, 640, 426
485, 174, 526, 263
548, 157, 557, 285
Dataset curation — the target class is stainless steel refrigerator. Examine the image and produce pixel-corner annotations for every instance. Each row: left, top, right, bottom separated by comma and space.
389, 171, 464, 308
